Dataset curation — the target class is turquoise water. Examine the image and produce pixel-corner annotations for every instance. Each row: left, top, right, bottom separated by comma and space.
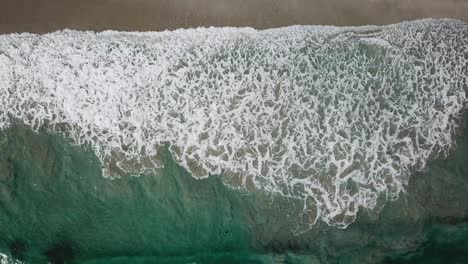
1, 19, 467, 228
1, 19, 468, 263
0, 117, 468, 263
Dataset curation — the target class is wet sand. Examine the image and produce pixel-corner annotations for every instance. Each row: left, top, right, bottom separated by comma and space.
0, 0, 468, 33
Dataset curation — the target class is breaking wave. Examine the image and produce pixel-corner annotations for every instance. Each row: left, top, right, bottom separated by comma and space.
0, 19, 467, 228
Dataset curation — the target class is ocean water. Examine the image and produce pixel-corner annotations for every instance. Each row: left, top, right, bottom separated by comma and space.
0, 19, 468, 263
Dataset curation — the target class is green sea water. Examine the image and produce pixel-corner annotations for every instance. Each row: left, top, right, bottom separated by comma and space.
0, 19, 467, 264
0, 116, 468, 264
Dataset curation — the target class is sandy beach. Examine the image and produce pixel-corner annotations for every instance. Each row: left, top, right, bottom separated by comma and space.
1, 0, 467, 33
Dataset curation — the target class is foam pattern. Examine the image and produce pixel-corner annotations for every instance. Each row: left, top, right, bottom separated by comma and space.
0, 254, 23, 264
1, 19, 467, 228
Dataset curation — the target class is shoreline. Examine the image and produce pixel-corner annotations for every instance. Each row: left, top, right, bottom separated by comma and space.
1, 0, 468, 34
1, 18, 466, 37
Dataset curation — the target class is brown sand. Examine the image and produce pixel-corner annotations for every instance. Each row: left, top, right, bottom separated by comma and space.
0, 0, 468, 33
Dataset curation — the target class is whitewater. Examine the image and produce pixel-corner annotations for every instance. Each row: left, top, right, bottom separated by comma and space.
0, 19, 467, 228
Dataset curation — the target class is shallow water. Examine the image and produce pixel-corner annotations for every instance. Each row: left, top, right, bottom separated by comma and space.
1, 19, 468, 263
0, 117, 467, 263
1, 19, 468, 228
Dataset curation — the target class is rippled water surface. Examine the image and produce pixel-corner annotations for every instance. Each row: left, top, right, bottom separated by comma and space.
0, 19, 468, 263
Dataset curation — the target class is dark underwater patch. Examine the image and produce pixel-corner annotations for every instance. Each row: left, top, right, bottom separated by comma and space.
44, 242, 74, 264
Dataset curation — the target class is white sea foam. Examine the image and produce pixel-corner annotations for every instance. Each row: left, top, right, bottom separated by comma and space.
0, 253, 24, 264
0, 19, 467, 228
